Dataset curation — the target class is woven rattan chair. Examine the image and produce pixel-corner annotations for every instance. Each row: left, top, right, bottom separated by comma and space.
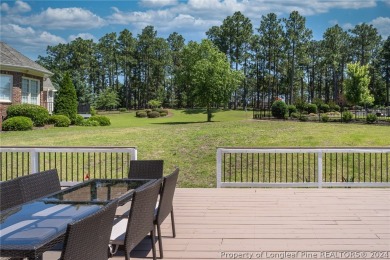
154, 168, 179, 258
110, 179, 162, 260
0, 178, 23, 211
128, 160, 164, 179
59, 200, 118, 260
18, 169, 61, 202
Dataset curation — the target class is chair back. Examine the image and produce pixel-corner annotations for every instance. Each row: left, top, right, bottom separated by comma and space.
125, 179, 162, 250
60, 200, 118, 260
18, 169, 61, 202
128, 160, 164, 179
156, 168, 179, 224
0, 178, 23, 211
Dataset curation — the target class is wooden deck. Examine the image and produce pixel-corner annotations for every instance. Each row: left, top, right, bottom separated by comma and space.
48, 188, 390, 259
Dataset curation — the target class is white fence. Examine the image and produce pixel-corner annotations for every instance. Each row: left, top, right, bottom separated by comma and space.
217, 147, 390, 188
1, 146, 137, 182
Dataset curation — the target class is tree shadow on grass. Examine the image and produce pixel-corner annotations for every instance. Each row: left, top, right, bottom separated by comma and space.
181, 108, 221, 114
152, 121, 215, 125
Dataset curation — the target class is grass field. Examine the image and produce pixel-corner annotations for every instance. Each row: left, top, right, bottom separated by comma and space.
1, 109, 389, 187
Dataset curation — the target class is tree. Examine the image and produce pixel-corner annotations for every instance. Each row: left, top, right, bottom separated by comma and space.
258, 13, 283, 105
344, 63, 374, 107
180, 40, 243, 121
54, 73, 78, 123
94, 87, 120, 110
380, 36, 390, 106
283, 11, 312, 104
350, 23, 381, 65
207, 11, 253, 109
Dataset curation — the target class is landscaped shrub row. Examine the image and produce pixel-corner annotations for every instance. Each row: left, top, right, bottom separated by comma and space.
135, 109, 169, 118
2, 104, 111, 131
6, 104, 49, 127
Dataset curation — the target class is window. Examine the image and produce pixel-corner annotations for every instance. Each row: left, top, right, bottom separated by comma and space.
22, 78, 40, 105
0, 74, 13, 102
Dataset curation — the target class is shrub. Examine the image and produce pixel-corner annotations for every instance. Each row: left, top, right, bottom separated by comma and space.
79, 119, 100, 126
2, 116, 33, 131
49, 115, 71, 127
89, 115, 111, 126
160, 112, 168, 117
271, 100, 288, 119
299, 115, 308, 122
291, 112, 299, 119
74, 114, 84, 126
6, 104, 49, 127
54, 73, 78, 123
328, 102, 340, 112
90, 107, 97, 116
321, 114, 329, 122
307, 103, 318, 114
319, 104, 330, 113
287, 105, 297, 116
294, 99, 308, 112
147, 111, 160, 118
136, 111, 147, 118
119, 108, 127, 112
366, 114, 377, 124
342, 111, 353, 123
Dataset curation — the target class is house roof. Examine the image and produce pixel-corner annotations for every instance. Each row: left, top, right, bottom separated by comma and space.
0, 41, 53, 77
43, 78, 56, 91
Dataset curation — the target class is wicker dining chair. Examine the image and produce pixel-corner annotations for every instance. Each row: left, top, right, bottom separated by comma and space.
110, 179, 162, 260
0, 178, 24, 211
154, 168, 179, 258
128, 160, 164, 179
59, 200, 118, 260
18, 169, 61, 202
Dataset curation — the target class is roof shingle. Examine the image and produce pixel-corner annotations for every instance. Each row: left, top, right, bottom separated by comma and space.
0, 41, 53, 76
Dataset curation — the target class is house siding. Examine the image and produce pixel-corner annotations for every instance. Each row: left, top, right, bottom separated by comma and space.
0, 70, 44, 129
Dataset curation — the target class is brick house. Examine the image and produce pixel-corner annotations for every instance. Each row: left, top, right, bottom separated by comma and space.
0, 42, 55, 127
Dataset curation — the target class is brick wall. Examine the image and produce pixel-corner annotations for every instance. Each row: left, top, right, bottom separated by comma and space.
0, 70, 44, 129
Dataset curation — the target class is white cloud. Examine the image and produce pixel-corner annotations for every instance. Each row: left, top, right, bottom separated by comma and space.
1, 24, 66, 46
109, 8, 174, 29
17, 7, 106, 30
1, 0, 31, 14
140, 0, 178, 8
68, 33, 97, 42
0, 3, 10, 12
370, 16, 390, 38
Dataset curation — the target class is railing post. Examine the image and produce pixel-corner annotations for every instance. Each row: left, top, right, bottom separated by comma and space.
30, 150, 39, 174
131, 148, 137, 160
317, 151, 323, 188
216, 148, 222, 188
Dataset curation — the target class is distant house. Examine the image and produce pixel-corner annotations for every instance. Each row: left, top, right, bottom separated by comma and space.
0, 42, 55, 126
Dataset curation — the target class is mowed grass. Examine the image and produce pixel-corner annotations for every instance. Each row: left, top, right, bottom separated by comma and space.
1, 109, 389, 187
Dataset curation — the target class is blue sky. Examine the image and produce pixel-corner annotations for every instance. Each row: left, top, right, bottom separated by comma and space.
1, 0, 390, 60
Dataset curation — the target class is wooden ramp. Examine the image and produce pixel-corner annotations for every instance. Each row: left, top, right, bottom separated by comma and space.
46, 188, 390, 259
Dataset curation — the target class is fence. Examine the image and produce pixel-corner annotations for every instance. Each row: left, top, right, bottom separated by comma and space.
253, 107, 390, 123
217, 147, 390, 188
0, 147, 137, 183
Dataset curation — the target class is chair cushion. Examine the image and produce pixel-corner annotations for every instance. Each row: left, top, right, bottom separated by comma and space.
110, 218, 128, 245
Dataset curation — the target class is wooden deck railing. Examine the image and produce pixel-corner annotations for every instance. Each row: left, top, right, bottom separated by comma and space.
217, 147, 390, 188
0, 146, 137, 182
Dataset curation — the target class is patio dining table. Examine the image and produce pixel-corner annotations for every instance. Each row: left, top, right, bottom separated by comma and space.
0, 178, 154, 260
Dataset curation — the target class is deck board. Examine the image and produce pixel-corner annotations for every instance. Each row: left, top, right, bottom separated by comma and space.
45, 188, 390, 259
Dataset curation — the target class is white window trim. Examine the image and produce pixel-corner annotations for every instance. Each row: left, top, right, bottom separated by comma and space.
22, 77, 40, 105
0, 74, 13, 103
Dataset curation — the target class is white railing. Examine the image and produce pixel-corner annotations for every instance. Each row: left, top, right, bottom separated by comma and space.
1, 146, 137, 182
217, 147, 390, 188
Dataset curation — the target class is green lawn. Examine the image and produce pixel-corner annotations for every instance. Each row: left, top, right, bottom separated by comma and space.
1, 109, 389, 187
